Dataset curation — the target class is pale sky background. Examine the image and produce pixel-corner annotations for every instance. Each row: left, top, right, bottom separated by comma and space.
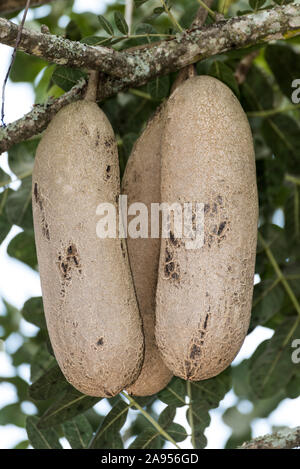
0, 0, 299, 450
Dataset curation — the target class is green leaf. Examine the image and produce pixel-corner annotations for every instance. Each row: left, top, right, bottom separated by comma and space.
207, 61, 239, 97
167, 422, 187, 442
98, 14, 114, 35
114, 12, 129, 35
158, 377, 186, 407
22, 297, 46, 330
7, 231, 37, 269
89, 400, 129, 449
0, 376, 28, 401
66, 19, 82, 41
286, 373, 300, 399
249, 317, 300, 399
129, 426, 163, 449
0, 403, 26, 427
241, 65, 273, 111
157, 405, 175, 427
284, 185, 300, 242
29, 364, 71, 401
14, 440, 29, 449
10, 52, 47, 83
258, 224, 288, 264
262, 115, 300, 175
187, 369, 231, 448
63, 415, 93, 449
189, 369, 231, 410
30, 345, 56, 383
250, 279, 284, 329
39, 388, 100, 428
0, 299, 21, 340
153, 7, 164, 14
35, 65, 56, 104
52, 66, 86, 92
5, 176, 33, 231
69, 12, 100, 38
0, 189, 12, 244
130, 406, 181, 449
0, 167, 11, 187
265, 44, 300, 101
147, 75, 170, 100
26, 416, 62, 449
15, 144, 34, 180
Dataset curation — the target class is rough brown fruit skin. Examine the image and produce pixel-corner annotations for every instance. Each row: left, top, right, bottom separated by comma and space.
122, 106, 172, 396
32, 100, 144, 397
155, 76, 258, 381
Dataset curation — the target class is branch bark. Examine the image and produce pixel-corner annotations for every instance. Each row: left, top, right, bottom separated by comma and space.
1, 4, 300, 153
0, 17, 132, 77
0, 0, 52, 14
240, 426, 300, 449
127, 4, 300, 82
1, 4, 300, 79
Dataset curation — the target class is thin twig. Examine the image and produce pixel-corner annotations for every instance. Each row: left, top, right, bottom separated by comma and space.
125, 0, 133, 35
247, 103, 300, 117
285, 174, 300, 186
160, 0, 183, 32
195, 0, 216, 21
187, 381, 196, 449
258, 232, 300, 318
121, 392, 180, 449
1, 0, 31, 127
234, 50, 259, 85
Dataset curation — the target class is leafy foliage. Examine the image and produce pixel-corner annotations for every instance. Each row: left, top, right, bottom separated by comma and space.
0, 0, 299, 450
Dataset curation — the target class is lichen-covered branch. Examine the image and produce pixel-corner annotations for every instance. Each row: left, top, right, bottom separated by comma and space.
0, 17, 132, 77
0, 0, 52, 14
127, 4, 300, 82
1, 4, 300, 153
240, 426, 300, 449
0, 79, 86, 153
1, 4, 300, 80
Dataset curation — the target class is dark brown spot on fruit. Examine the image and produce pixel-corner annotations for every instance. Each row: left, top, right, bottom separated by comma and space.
34, 183, 38, 203
106, 165, 111, 179
190, 343, 201, 359
165, 247, 173, 263
80, 123, 89, 136
217, 221, 226, 236
203, 313, 209, 330
170, 231, 179, 246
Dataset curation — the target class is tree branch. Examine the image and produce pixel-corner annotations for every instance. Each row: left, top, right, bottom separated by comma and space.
127, 4, 300, 81
0, 79, 86, 153
240, 426, 300, 449
1, 4, 300, 153
0, 17, 132, 77
1, 4, 299, 80
0, 0, 52, 14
